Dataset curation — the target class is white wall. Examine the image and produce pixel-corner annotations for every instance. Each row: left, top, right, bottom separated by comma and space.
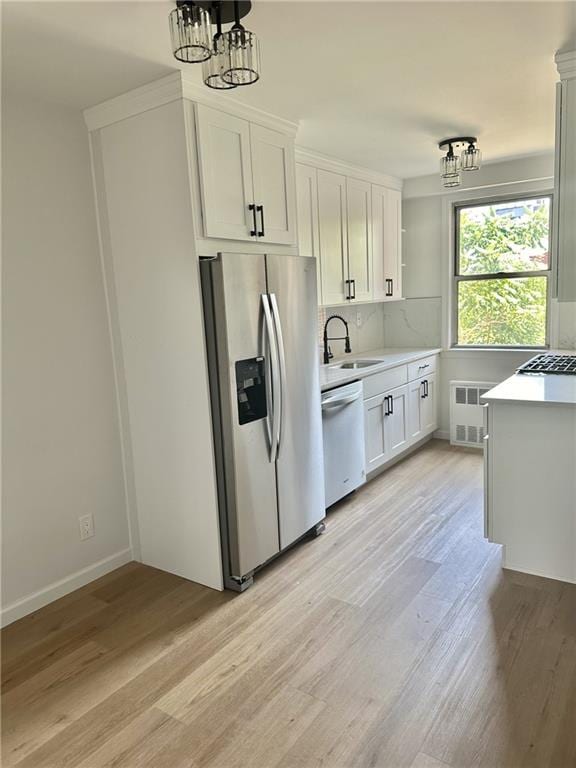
1, 94, 130, 625
389, 153, 576, 435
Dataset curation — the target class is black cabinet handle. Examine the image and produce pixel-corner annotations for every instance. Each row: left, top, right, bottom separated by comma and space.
386, 278, 394, 297
345, 279, 351, 300
249, 204, 257, 237
389, 394, 394, 415
350, 279, 356, 300
389, 278, 394, 296
257, 204, 265, 238
425, 380, 429, 397
421, 381, 426, 399
422, 379, 429, 398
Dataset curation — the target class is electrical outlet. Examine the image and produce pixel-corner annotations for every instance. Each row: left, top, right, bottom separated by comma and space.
356, 310, 362, 328
79, 514, 94, 541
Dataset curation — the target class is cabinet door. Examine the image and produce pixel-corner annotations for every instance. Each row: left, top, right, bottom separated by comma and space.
196, 104, 254, 241
384, 188, 402, 301
407, 378, 424, 442
385, 384, 409, 457
317, 170, 348, 305
296, 163, 322, 304
250, 124, 297, 245
421, 372, 438, 433
555, 77, 576, 302
372, 185, 402, 301
364, 392, 387, 473
346, 177, 372, 302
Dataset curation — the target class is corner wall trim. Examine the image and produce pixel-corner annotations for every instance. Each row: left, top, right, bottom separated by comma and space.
0, 548, 133, 627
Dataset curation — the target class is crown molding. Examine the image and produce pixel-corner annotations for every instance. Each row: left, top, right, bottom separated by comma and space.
84, 73, 184, 131
84, 70, 298, 136
295, 147, 403, 191
555, 50, 576, 80
179, 72, 298, 136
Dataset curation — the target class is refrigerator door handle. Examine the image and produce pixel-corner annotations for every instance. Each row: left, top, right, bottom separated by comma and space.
261, 293, 280, 463
269, 292, 287, 458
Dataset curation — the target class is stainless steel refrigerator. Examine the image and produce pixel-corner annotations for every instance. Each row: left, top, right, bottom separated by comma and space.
201, 252, 325, 591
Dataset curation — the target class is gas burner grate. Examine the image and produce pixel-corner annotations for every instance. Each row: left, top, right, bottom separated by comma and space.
517, 354, 576, 375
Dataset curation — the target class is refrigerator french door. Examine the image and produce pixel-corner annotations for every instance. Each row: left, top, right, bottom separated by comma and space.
201, 253, 325, 590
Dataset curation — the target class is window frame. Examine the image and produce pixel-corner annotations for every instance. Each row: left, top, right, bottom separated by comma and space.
451, 193, 553, 350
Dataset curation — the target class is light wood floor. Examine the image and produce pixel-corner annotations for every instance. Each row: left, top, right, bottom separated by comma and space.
2, 440, 576, 768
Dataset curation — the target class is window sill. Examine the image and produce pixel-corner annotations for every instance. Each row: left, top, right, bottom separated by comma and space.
442, 347, 545, 358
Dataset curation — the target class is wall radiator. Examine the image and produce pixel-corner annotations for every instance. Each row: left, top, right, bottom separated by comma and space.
450, 381, 497, 448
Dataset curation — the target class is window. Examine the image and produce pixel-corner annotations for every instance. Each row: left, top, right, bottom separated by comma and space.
453, 195, 551, 348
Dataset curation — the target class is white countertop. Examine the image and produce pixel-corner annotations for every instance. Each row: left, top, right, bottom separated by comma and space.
319, 347, 442, 392
482, 373, 576, 406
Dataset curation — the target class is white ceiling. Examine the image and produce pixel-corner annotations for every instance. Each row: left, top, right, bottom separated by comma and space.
3, 1, 574, 178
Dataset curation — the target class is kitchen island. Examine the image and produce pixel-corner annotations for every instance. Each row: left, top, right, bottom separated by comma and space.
482, 368, 576, 584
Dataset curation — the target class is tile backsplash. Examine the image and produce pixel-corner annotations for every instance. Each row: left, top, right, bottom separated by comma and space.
318, 303, 386, 360
318, 298, 443, 364
382, 297, 442, 348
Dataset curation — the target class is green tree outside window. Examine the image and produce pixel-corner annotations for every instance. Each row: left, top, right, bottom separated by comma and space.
456, 197, 550, 346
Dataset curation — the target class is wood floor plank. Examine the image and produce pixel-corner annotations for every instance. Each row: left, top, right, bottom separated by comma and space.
3, 441, 576, 768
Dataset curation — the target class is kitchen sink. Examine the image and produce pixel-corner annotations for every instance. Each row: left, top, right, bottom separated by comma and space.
329, 359, 382, 370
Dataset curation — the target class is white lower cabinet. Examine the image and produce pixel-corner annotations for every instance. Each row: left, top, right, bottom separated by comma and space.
363, 361, 438, 474
407, 378, 424, 442
421, 372, 437, 432
407, 372, 437, 442
364, 384, 409, 472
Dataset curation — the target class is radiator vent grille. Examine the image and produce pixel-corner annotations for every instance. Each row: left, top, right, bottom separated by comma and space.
450, 381, 497, 448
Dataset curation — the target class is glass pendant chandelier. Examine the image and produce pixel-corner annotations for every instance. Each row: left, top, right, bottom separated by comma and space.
221, 2, 261, 86
169, 2, 260, 90
203, 3, 237, 89
169, 2, 212, 63
461, 142, 482, 171
438, 137, 482, 188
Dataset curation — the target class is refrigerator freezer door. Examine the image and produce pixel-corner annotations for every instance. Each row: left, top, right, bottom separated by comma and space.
266, 254, 326, 548
207, 253, 280, 579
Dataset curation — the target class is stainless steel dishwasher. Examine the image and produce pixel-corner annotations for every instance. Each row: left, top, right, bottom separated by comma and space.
321, 380, 366, 508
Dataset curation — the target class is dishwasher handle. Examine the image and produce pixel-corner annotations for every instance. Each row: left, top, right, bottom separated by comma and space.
321, 391, 362, 410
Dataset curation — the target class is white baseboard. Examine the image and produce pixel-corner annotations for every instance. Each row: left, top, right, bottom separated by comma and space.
434, 429, 450, 440
1, 548, 133, 628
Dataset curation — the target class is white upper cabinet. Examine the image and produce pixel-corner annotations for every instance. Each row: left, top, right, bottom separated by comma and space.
196, 105, 254, 242
250, 124, 297, 245
317, 169, 348, 305
296, 151, 402, 307
554, 51, 576, 302
196, 104, 297, 245
346, 178, 372, 302
296, 163, 321, 302
372, 185, 402, 302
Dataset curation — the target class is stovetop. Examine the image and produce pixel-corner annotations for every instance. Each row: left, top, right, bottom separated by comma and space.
517, 354, 576, 375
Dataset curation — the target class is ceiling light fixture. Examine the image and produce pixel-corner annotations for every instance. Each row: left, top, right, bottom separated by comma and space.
221, 1, 260, 86
169, 2, 212, 63
203, 2, 237, 89
170, 1, 260, 90
438, 137, 482, 188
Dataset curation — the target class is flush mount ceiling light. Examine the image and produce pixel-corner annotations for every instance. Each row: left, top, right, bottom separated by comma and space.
170, 1, 260, 90
438, 137, 482, 188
